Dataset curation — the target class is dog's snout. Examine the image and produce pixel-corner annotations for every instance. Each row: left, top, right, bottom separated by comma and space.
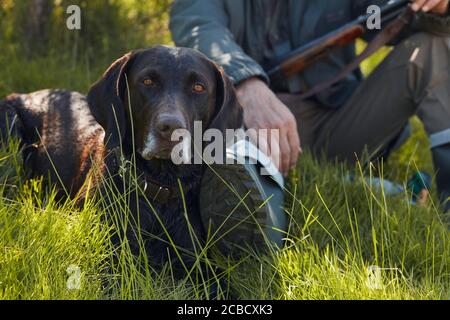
155, 114, 186, 138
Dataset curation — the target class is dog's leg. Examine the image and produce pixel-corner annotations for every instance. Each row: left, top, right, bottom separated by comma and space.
0, 96, 24, 146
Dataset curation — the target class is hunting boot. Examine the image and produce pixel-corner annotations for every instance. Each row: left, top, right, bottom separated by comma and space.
199, 139, 287, 256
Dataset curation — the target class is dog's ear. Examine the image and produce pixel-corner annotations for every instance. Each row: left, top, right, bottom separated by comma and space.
208, 63, 244, 135
87, 52, 137, 150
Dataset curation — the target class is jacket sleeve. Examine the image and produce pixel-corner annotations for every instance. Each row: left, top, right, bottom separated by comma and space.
169, 0, 269, 85
352, 0, 450, 43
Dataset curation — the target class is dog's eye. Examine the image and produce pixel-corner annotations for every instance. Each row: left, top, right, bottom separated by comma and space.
192, 83, 206, 93
143, 78, 155, 86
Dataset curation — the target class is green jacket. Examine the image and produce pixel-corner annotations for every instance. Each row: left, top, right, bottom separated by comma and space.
170, 0, 450, 108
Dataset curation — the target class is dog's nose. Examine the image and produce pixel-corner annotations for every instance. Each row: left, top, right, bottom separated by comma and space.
155, 115, 186, 138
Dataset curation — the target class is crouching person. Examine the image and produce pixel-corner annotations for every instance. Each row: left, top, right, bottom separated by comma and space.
169, 0, 450, 253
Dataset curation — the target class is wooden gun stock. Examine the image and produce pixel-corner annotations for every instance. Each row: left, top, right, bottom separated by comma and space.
278, 25, 365, 78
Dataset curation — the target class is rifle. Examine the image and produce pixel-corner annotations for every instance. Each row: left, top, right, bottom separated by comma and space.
264, 0, 413, 96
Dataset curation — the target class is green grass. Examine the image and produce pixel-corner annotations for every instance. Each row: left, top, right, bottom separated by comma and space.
0, 47, 449, 300
0, 139, 448, 300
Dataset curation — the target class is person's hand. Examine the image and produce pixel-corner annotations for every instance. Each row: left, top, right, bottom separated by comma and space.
236, 77, 301, 176
411, 0, 449, 15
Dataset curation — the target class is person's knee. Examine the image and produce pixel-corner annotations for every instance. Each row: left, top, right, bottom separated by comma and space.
384, 32, 450, 102
399, 32, 450, 70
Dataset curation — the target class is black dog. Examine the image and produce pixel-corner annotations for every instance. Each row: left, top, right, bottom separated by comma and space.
0, 46, 243, 279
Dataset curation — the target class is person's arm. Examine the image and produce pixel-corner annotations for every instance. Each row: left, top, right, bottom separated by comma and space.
170, 0, 301, 175
235, 77, 301, 176
170, 0, 268, 85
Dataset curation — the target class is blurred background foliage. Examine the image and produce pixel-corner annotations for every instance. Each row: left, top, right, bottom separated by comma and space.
0, 0, 172, 96
0, 0, 172, 56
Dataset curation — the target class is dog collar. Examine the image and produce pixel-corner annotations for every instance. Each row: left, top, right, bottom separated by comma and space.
109, 147, 183, 205
138, 176, 182, 205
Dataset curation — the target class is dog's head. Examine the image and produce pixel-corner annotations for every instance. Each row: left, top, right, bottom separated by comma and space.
87, 46, 243, 161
